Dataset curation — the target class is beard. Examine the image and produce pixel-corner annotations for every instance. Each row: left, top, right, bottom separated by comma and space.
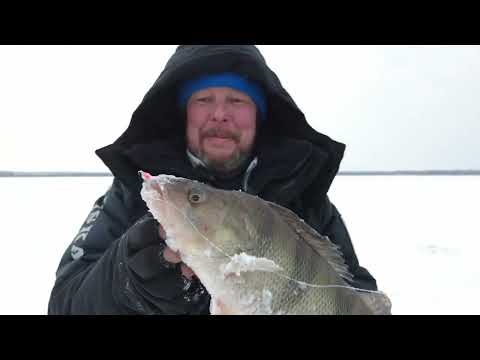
199, 147, 252, 174
196, 128, 254, 174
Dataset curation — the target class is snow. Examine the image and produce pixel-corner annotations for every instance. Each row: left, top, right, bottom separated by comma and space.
164, 236, 180, 253
329, 175, 480, 315
261, 289, 273, 314
204, 247, 214, 257
0, 177, 113, 314
0, 175, 478, 315
297, 281, 308, 291
221, 252, 283, 277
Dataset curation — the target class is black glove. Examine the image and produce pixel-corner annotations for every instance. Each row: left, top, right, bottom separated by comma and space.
123, 213, 210, 314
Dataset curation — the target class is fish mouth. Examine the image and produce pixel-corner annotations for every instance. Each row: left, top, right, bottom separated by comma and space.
147, 178, 171, 203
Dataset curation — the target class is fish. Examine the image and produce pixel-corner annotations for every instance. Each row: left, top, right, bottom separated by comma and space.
139, 171, 392, 315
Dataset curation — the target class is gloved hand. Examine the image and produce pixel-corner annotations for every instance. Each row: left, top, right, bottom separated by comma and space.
124, 212, 209, 313
126, 212, 175, 277
126, 212, 196, 279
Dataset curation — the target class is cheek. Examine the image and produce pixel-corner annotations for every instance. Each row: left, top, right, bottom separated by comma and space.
235, 108, 257, 131
186, 126, 198, 147
186, 115, 204, 151
238, 122, 257, 149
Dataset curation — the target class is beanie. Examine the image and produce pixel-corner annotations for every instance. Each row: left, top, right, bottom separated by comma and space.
178, 72, 267, 120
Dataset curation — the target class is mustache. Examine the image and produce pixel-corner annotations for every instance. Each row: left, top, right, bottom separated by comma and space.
201, 128, 240, 142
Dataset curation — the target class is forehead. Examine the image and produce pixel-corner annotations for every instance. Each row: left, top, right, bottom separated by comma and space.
190, 87, 252, 99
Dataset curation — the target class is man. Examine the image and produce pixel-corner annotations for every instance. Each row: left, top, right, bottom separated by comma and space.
48, 45, 377, 315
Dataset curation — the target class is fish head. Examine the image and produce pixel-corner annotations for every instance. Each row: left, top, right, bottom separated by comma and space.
140, 173, 232, 257
141, 173, 260, 259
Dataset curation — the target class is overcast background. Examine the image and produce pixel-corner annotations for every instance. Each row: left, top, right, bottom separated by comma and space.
1, 45, 479, 172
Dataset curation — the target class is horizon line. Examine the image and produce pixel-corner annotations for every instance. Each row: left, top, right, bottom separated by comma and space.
1, 170, 480, 177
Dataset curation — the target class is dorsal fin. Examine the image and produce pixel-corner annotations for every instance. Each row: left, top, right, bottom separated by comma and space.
265, 200, 354, 283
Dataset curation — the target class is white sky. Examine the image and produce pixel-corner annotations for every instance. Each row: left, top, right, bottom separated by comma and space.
1, 45, 479, 172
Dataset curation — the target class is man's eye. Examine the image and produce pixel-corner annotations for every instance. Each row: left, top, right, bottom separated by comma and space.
196, 97, 212, 103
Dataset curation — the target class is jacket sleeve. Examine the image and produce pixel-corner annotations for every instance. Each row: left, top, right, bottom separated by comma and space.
48, 178, 210, 315
304, 195, 378, 291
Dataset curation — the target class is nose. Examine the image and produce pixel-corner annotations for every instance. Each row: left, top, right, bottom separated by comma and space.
212, 102, 229, 122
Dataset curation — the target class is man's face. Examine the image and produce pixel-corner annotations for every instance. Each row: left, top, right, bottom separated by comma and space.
186, 87, 257, 172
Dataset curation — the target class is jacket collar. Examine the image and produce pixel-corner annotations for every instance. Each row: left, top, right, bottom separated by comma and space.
96, 135, 329, 206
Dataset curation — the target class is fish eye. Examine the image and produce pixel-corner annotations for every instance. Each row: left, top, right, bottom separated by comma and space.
188, 188, 206, 204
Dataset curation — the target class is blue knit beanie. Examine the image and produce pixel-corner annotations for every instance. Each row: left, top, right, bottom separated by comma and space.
178, 72, 267, 121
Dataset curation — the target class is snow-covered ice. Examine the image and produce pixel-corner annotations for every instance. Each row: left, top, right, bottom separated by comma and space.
0, 175, 478, 315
